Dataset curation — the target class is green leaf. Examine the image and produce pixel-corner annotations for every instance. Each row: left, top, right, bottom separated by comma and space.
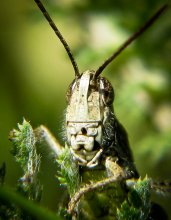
0, 186, 63, 220
57, 145, 80, 196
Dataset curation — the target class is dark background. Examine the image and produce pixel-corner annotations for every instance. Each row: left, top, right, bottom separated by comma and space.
0, 0, 171, 218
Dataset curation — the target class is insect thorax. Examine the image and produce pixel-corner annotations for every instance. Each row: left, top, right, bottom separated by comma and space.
66, 70, 115, 168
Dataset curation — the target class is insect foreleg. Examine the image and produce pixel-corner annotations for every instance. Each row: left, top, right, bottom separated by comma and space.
68, 166, 125, 215
34, 125, 63, 156
105, 156, 126, 178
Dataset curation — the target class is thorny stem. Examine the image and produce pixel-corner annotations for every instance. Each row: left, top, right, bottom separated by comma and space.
68, 173, 125, 214
151, 180, 171, 194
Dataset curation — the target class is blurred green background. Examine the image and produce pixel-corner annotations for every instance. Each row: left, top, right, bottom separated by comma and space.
0, 0, 171, 218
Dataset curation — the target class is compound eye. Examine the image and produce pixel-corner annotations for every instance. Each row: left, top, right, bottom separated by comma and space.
66, 79, 77, 103
104, 89, 114, 105
100, 77, 114, 106
66, 86, 72, 103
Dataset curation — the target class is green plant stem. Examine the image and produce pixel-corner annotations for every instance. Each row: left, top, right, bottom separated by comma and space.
0, 186, 63, 220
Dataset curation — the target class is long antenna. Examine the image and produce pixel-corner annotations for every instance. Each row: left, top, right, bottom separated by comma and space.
34, 0, 79, 77
95, 4, 169, 77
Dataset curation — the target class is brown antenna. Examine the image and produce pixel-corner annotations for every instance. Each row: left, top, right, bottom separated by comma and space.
95, 4, 169, 77
34, 0, 79, 77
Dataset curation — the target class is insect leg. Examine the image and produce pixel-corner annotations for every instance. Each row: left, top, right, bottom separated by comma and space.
68, 164, 125, 215
34, 125, 63, 156
105, 156, 126, 178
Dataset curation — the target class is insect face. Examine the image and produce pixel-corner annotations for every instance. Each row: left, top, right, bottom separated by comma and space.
66, 70, 114, 167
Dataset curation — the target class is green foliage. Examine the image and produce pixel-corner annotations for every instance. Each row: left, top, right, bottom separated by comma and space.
57, 145, 80, 196
0, 119, 43, 219
117, 177, 151, 220
10, 119, 38, 172
0, 186, 62, 220
0, 119, 66, 220
10, 119, 42, 202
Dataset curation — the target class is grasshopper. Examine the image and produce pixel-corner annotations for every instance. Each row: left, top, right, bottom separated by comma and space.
33, 1, 169, 219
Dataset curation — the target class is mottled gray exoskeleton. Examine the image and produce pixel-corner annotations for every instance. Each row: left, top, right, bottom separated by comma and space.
33, 0, 168, 180
66, 69, 138, 178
